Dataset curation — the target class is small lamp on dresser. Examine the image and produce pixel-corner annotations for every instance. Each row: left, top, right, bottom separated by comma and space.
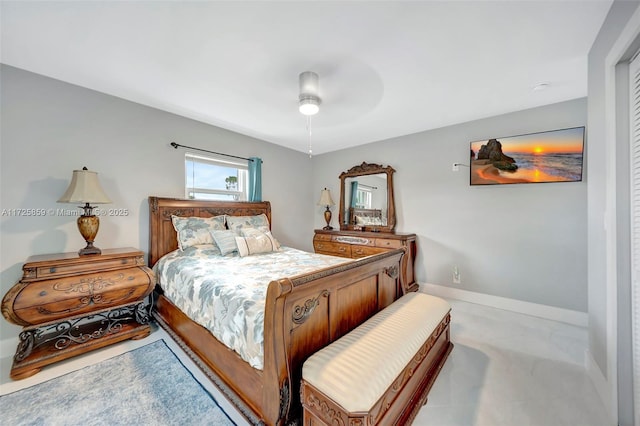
58, 167, 112, 255
317, 188, 335, 230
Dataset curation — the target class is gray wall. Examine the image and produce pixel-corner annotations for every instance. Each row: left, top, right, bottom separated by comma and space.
313, 98, 587, 312
0, 65, 314, 343
587, 1, 640, 424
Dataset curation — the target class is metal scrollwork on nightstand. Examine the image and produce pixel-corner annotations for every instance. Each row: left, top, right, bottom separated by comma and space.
15, 303, 148, 362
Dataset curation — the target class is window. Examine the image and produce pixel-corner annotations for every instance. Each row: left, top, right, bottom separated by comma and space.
355, 187, 372, 209
185, 153, 248, 201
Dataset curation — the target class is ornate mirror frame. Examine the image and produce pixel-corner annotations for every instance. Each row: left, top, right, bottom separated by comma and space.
339, 162, 396, 232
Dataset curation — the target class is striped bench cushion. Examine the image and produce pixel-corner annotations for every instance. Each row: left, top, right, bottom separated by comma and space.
302, 292, 451, 413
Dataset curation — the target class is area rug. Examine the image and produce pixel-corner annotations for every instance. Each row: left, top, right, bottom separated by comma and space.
0, 339, 235, 426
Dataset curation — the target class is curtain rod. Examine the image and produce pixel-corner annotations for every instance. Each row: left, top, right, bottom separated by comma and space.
170, 142, 261, 163
359, 184, 378, 190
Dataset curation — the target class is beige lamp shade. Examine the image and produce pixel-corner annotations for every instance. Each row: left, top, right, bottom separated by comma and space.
317, 188, 335, 207
58, 168, 111, 204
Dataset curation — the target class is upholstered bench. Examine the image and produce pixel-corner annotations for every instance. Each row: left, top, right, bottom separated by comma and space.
300, 292, 453, 426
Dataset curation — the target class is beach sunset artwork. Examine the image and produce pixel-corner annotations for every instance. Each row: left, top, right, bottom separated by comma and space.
470, 127, 585, 185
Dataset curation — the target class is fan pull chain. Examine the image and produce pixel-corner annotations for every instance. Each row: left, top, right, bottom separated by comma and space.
307, 116, 313, 158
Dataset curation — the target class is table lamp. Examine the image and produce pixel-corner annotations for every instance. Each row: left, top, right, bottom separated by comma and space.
317, 188, 335, 230
58, 167, 112, 255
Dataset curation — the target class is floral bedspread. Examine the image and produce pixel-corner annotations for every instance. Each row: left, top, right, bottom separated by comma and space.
153, 246, 352, 370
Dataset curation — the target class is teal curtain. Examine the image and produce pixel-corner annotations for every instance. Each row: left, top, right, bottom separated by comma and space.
350, 181, 358, 207
248, 157, 262, 202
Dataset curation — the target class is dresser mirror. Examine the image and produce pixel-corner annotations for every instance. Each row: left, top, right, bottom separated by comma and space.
339, 162, 396, 232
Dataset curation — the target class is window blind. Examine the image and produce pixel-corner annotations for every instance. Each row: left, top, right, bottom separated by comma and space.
630, 49, 640, 421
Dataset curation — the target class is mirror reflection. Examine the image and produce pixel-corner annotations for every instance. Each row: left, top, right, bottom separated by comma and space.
339, 162, 396, 232
343, 174, 388, 226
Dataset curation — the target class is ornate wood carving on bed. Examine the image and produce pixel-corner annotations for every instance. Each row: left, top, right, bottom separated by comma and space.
148, 197, 406, 425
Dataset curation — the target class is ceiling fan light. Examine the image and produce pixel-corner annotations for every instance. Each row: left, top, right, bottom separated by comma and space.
299, 97, 320, 115
299, 71, 320, 115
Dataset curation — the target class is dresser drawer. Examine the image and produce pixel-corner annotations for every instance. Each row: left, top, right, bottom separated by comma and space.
8, 267, 155, 326
375, 239, 403, 249
314, 233, 332, 242
351, 246, 388, 258
313, 241, 351, 257
33, 257, 141, 280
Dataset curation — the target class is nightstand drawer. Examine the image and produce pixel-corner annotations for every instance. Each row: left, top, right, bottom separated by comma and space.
34, 257, 140, 280
9, 267, 154, 326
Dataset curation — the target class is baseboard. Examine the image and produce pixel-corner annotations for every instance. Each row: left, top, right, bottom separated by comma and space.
585, 349, 617, 425
419, 283, 588, 327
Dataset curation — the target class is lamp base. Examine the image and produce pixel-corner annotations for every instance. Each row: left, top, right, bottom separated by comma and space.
323, 207, 333, 230
78, 243, 102, 256
77, 213, 101, 256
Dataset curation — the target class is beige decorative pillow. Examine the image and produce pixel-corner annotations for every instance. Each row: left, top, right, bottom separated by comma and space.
241, 227, 281, 250
236, 229, 281, 257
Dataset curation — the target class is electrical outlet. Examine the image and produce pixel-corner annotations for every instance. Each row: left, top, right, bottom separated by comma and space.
452, 163, 459, 172
453, 266, 461, 284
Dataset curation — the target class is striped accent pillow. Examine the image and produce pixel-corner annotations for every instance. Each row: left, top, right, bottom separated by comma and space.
210, 230, 239, 256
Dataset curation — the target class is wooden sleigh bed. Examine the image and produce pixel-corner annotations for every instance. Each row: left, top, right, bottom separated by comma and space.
148, 197, 407, 425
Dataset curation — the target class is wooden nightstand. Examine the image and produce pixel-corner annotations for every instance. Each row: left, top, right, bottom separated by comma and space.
1, 247, 155, 380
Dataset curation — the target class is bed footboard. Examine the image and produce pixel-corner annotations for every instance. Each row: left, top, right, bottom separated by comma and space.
262, 248, 405, 424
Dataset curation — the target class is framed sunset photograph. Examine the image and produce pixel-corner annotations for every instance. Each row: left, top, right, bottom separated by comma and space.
469, 126, 585, 186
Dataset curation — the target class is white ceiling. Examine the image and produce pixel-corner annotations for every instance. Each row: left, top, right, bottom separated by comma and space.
1, 1, 612, 155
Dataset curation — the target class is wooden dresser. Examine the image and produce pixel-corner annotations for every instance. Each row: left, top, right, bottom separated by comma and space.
1, 247, 155, 380
313, 229, 417, 293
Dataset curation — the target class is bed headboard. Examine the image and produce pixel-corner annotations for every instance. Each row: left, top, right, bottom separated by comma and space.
148, 196, 272, 267
348, 207, 383, 225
